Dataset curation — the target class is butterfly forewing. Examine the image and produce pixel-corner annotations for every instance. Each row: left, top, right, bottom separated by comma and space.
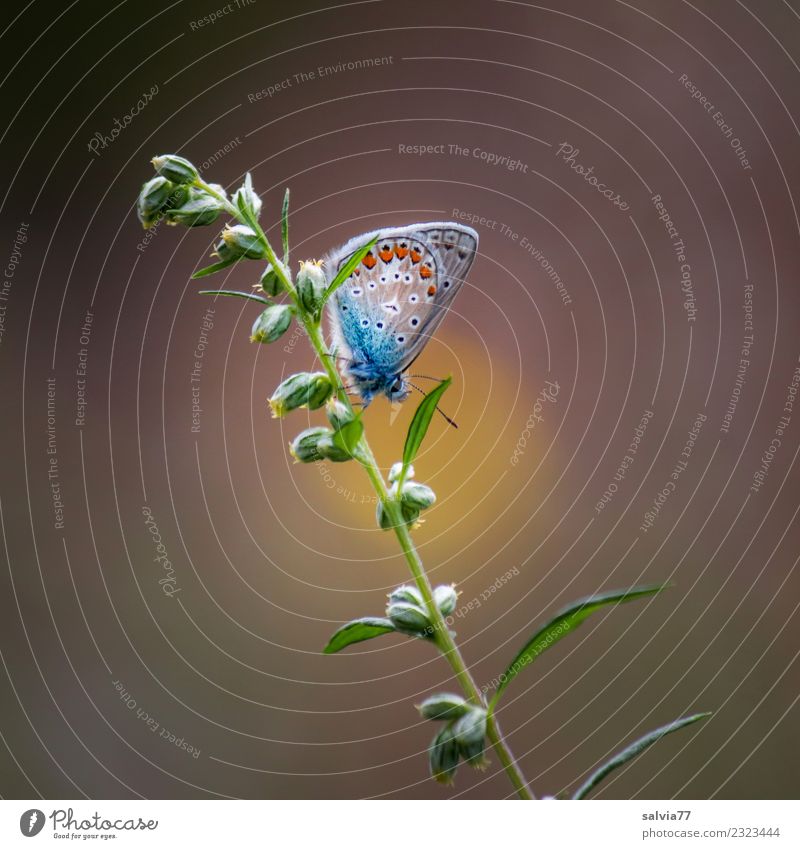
325, 222, 478, 376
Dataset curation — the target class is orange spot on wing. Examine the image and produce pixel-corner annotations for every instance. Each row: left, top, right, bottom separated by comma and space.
410, 248, 422, 263
427, 284, 437, 296
362, 253, 377, 269
395, 245, 409, 259
419, 265, 433, 279
378, 247, 393, 262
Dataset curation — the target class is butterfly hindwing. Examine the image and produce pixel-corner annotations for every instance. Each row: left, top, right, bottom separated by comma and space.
325, 222, 478, 377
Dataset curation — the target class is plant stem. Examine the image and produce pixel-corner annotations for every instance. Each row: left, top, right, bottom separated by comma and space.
303, 316, 534, 800
206, 182, 534, 799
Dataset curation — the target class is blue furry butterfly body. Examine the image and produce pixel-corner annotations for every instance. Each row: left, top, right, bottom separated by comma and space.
325, 222, 478, 405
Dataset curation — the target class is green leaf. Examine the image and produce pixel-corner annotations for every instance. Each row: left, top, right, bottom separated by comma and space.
331, 415, 364, 458
572, 712, 712, 799
324, 236, 379, 301
198, 289, 270, 305
191, 257, 240, 279
323, 617, 396, 654
399, 376, 452, 486
281, 188, 290, 264
490, 584, 667, 708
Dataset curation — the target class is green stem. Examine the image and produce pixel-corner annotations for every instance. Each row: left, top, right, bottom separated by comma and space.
208, 183, 534, 800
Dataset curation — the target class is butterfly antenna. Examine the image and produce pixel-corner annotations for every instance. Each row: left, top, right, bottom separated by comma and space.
407, 381, 458, 429
322, 352, 352, 364
407, 374, 444, 381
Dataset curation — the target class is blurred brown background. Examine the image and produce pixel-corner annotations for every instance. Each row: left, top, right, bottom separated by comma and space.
0, 0, 798, 799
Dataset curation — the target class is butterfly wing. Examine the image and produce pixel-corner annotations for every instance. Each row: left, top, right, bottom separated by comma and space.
325, 222, 478, 377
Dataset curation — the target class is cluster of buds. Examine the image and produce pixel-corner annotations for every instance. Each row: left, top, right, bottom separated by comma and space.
376, 462, 436, 530
136, 155, 228, 229
385, 583, 457, 638
288, 398, 360, 463
418, 693, 489, 783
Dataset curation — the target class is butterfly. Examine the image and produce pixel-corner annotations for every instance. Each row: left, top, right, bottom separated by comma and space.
324, 222, 478, 407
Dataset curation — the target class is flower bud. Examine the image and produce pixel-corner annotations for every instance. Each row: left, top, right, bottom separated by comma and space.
316, 432, 351, 463
433, 584, 457, 616
376, 499, 420, 531
453, 707, 488, 768
326, 398, 355, 430
400, 481, 436, 511
137, 177, 175, 228
222, 225, 268, 260
259, 262, 286, 296
150, 153, 200, 183
418, 693, 470, 721
388, 584, 424, 607
268, 372, 333, 417
165, 186, 225, 227
388, 461, 414, 483
251, 304, 292, 344
429, 724, 460, 784
151, 154, 199, 184
289, 427, 330, 463
386, 601, 431, 635
296, 260, 327, 318
232, 173, 262, 219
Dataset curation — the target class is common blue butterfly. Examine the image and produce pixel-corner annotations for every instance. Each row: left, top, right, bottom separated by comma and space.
324, 222, 478, 406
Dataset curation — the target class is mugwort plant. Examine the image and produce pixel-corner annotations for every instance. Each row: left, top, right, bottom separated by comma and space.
136, 154, 710, 798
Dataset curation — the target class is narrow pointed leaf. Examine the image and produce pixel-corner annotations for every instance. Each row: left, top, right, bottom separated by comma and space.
281, 188, 290, 264
191, 257, 240, 279
198, 289, 270, 305
400, 376, 452, 484
331, 415, 363, 457
572, 712, 712, 799
323, 617, 396, 654
490, 584, 667, 707
324, 236, 379, 300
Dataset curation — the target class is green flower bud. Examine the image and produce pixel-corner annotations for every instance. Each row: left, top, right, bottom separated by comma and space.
289, 427, 330, 463
453, 707, 488, 768
232, 173, 262, 219
151, 154, 199, 184
222, 225, 268, 260
388, 584, 424, 607
137, 177, 175, 228
296, 260, 327, 318
418, 693, 470, 722
268, 372, 333, 417
429, 724, 460, 785
400, 481, 436, 510
326, 398, 355, 430
316, 433, 352, 463
433, 584, 457, 616
387, 601, 431, 635
376, 499, 420, 531
251, 304, 292, 344
388, 461, 414, 483
259, 262, 286, 296
165, 186, 225, 227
